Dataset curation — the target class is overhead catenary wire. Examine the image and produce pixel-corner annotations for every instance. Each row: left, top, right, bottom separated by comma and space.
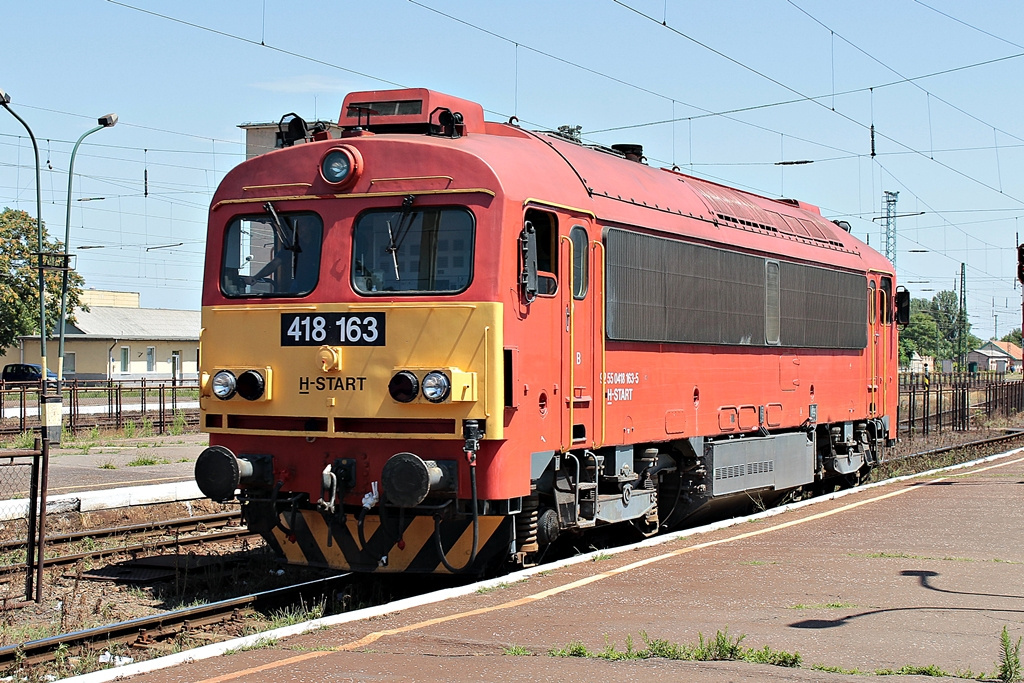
2, 0, 1014, 329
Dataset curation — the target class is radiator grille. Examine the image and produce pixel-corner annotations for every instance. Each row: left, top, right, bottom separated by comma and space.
713, 460, 775, 481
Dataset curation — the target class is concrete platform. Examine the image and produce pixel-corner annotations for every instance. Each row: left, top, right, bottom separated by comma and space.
0, 433, 205, 521
70, 448, 1024, 682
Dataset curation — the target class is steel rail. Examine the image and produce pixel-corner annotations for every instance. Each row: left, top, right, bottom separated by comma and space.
0, 573, 352, 667
0, 511, 241, 552
890, 428, 1024, 464
0, 527, 254, 578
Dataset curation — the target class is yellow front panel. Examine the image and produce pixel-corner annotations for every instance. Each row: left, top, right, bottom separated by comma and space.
200, 301, 503, 439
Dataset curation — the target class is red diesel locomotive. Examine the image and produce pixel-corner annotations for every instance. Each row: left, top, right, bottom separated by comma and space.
194, 88, 908, 574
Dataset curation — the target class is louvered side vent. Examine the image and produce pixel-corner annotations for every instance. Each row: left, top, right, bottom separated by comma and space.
715, 465, 746, 481
605, 228, 867, 350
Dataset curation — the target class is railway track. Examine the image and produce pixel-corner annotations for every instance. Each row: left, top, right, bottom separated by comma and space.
0, 411, 200, 438
888, 427, 1024, 465
0, 573, 352, 668
0, 511, 251, 578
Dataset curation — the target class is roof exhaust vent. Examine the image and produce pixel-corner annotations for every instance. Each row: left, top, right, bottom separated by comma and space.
612, 144, 645, 164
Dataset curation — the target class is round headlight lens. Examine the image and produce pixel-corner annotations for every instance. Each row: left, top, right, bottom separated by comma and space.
236, 370, 265, 401
421, 371, 451, 403
388, 371, 419, 403
321, 150, 352, 184
212, 371, 237, 400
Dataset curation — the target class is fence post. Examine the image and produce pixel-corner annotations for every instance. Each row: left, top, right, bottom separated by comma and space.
923, 373, 930, 436
159, 384, 166, 435
908, 384, 917, 440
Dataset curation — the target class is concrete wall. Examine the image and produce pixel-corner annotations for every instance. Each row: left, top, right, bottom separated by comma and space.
80, 290, 141, 308
17, 338, 198, 380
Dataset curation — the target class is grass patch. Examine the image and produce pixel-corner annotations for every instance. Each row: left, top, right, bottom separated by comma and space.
853, 551, 1018, 564
998, 625, 1022, 683
223, 637, 278, 655
503, 644, 532, 656
5, 431, 35, 449
477, 582, 509, 594
241, 598, 325, 634
98, 461, 116, 470
875, 664, 951, 676
170, 410, 188, 436
126, 456, 170, 467
789, 602, 856, 610
549, 629, 801, 668
288, 644, 337, 652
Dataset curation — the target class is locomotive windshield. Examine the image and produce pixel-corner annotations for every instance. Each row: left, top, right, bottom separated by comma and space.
352, 207, 474, 294
220, 209, 323, 298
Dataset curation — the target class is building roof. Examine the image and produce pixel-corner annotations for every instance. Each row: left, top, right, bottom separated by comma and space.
969, 347, 1010, 359
984, 340, 1023, 360
62, 306, 200, 341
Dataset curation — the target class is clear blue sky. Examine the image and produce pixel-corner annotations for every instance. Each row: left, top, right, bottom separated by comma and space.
3, 0, 1023, 339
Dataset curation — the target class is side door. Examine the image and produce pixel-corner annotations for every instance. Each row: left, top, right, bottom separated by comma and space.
867, 278, 879, 417
878, 275, 895, 418
560, 221, 601, 450
867, 274, 894, 418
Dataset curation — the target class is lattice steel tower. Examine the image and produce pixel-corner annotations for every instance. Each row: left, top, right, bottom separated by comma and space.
883, 190, 899, 267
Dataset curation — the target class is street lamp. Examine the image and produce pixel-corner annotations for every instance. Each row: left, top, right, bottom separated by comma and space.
57, 114, 117, 386
0, 89, 47, 383
0, 87, 49, 605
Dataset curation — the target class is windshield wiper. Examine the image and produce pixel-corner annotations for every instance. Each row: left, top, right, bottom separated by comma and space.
385, 220, 400, 281
264, 201, 302, 277
385, 195, 418, 282
263, 202, 301, 253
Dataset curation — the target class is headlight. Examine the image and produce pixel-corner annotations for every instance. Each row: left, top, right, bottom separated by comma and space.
236, 370, 265, 401
320, 146, 361, 187
421, 371, 451, 403
388, 371, 419, 403
212, 371, 237, 400
322, 151, 350, 183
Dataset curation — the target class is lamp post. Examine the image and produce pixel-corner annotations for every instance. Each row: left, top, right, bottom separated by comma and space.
58, 114, 117, 387
0, 87, 48, 604
0, 89, 47, 381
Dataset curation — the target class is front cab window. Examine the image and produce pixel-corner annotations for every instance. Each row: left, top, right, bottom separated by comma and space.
352, 207, 474, 294
221, 211, 323, 298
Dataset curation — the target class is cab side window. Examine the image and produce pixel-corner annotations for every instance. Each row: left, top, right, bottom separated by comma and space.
524, 209, 557, 296
570, 226, 588, 300
880, 277, 893, 325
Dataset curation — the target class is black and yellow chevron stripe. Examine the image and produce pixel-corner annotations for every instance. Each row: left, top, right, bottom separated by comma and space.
264, 509, 511, 574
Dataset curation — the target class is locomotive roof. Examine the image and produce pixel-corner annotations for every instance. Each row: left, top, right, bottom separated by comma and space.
218, 88, 894, 277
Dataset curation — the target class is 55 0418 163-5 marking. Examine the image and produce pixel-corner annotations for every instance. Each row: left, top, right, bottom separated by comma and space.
280, 312, 386, 346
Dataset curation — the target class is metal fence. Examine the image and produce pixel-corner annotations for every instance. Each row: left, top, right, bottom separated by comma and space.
899, 370, 1008, 390
0, 447, 44, 604
899, 375, 1024, 439
0, 379, 199, 437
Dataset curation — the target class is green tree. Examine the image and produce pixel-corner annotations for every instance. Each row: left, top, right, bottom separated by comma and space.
898, 290, 980, 368
1001, 328, 1022, 348
0, 208, 86, 354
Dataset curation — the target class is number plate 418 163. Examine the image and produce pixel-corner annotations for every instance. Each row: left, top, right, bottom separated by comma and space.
280, 312, 386, 346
